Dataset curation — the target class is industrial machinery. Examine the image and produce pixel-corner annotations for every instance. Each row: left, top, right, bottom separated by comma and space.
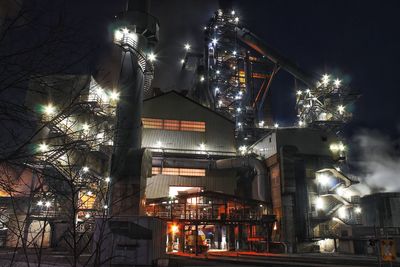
182, 2, 358, 146
94, 1, 166, 265
109, 0, 158, 216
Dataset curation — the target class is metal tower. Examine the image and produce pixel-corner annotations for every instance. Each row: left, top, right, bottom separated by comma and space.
110, 0, 159, 216
204, 9, 275, 145
295, 74, 356, 131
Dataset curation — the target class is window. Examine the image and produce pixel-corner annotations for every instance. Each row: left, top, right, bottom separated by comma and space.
79, 192, 96, 209
160, 168, 180, 176
180, 120, 206, 132
152, 167, 205, 177
142, 118, 163, 129
142, 118, 205, 132
179, 168, 206, 176
163, 120, 180, 131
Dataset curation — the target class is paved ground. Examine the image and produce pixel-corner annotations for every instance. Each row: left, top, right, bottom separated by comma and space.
167, 251, 400, 267
0, 249, 398, 267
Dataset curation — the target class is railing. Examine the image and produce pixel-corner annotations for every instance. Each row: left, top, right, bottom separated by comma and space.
30, 209, 64, 219
148, 147, 237, 157
114, 35, 149, 73
147, 210, 263, 222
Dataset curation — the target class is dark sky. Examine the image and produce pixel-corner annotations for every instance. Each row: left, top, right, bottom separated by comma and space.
37, 0, 400, 136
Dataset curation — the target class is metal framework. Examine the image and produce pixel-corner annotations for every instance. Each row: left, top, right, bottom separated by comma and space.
203, 9, 275, 144
295, 74, 355, 130
146, 191, 276, 254
146, 190, 271, 224
33, 76, 117, 226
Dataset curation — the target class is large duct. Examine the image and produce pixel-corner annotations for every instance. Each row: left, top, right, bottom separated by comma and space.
109, 0, 158, 216
94, 2, 164, 265
152, 156, 269, 202
214, 157, 268, 202
236, 28, 317, 89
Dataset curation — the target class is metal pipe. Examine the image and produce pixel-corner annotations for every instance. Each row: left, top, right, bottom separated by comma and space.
214, 157, 268, 202
113, 52, 144, 163
236, 28, 317, 88
152, 157, 212, 169
109, 0, 157, 216
152, 156, 268, 202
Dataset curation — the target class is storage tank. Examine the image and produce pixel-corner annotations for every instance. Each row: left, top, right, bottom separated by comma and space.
361, 192, 400, 227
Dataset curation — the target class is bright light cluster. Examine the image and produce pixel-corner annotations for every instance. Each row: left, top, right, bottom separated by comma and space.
295, 73, 352, 126
37, 200, 52, 208
89, 82, 120, 104
147, 52, 156, 62
184, 43, 191, 51
316, 173, 331, 186
113, 27, 138, 44
239, 145, 247, 155
37, 143, 49, 153
329, 142, 346, 153
315, 197, 324, 210
42, 104, 56, 116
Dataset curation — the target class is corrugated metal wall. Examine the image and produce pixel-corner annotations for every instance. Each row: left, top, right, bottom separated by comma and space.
142, 92, 236, 154
146, 170, 237, 199
142, 129, 204, 151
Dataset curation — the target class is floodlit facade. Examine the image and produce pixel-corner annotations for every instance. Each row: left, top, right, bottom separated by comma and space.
0, 0, 399, 263
0, 75, 116, 249
142, 91, 237, 198
250, 128, 362, 253
141, 91, 275, 253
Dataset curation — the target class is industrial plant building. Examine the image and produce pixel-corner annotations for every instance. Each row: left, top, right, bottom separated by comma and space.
0, 0, 399, 265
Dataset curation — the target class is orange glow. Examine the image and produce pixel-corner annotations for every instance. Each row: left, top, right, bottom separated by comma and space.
142, 118, 205, 132
252, 73, 269, 79
152, 167, 205, 177
80, 192, 96, 209
171, 224, 179, 233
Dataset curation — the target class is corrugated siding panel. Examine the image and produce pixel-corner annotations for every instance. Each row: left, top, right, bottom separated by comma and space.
146, 172, 236, 199
142, 93, 236, 154
142, 129, 204, 151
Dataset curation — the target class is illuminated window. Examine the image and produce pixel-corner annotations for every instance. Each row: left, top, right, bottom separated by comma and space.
161, 168, 180, 176
80, 192, 96, 209
163, 120, 180, 131
142, 118, 205, 132
142, 118, 163, 129
180, 121, 206, 132
152, 167, 162, 175
179, 168, 205, 176
152, 167, 205, 177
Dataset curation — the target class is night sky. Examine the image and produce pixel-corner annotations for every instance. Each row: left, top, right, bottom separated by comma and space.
15, 0, 400, 136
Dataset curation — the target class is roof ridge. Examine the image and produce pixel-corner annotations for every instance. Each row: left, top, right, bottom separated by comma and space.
144, 90, 235, 124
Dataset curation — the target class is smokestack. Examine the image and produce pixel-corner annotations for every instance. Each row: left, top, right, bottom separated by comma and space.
109, 0, 159, 216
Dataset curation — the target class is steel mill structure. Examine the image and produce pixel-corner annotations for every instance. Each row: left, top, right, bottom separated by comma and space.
0, 0, 399, 265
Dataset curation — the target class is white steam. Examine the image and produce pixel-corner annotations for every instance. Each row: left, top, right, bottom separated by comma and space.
351, 129, 400, 196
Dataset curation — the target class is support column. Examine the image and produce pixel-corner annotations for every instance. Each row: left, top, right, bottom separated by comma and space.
228, 225, 235, 251
214, 224, 221, 249
195, 224, 199, 256
238, 224, 243, 250
179, 223, 185, 252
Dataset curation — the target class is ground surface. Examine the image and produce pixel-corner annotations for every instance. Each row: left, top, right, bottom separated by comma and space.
0, 249, 399, 266
167, 251, 400, 267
